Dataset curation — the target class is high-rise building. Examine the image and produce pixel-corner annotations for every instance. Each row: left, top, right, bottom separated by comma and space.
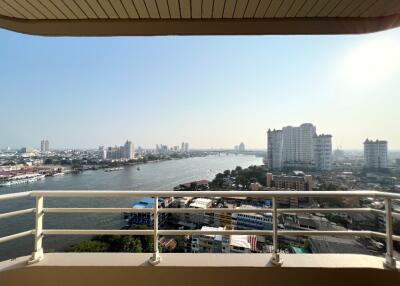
105, 140, 135, 160
267, 124, 332, 171
98, 146, 107, 160
282, 123, 316, 165
364, 139, 388, 169
40, 140, 49, 152
267, 129, 283, 170
124, 140, 135, 160
313, 135, 332, 171
184, 142, 189, 152
238, 142, 245, 152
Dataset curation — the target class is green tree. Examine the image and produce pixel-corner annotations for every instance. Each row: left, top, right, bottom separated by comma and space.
68, 240, 109, 252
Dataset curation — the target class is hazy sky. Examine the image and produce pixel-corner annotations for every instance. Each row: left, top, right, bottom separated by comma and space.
0, 27, 399, 150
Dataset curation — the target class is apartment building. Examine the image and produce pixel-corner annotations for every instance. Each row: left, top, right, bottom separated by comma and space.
267, 129, 283, 170
267, 123, 332, 171
40, 140, 49, 153
266, 173, 312, 208
106, 140, 135, 160
364, 139, 388, 169
313, 135, 332, 171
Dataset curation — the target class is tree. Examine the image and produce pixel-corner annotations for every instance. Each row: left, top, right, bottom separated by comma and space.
131, 225, 153, 252
68, 240, 109, 252
71, 159, 83, 170
120, 236, 143, 252
190, 182, 197, 191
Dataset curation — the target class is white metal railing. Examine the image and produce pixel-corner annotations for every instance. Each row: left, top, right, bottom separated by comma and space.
0, 190, 399, 268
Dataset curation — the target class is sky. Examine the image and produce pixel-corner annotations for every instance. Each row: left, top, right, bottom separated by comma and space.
0, 27, 399, 150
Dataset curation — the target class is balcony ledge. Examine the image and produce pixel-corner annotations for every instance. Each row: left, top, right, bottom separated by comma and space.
1, 253, 399, 286
0, 253, 396, 269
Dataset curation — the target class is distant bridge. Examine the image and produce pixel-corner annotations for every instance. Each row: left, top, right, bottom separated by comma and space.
190, 149, 267, 157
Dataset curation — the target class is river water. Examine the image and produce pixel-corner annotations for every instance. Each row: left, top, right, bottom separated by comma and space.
0, 154, 262, 260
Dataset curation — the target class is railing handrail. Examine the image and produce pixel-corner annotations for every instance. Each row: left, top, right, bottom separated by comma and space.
26, 190, 400, 199
1, 190, 399, 200
0, 189, 399, 269
0, 191, 31, 201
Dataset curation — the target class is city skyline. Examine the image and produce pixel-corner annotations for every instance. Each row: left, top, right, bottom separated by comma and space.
1, 28, 399, 149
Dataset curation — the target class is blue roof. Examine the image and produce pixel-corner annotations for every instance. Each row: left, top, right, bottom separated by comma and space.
132, 197, 154, 209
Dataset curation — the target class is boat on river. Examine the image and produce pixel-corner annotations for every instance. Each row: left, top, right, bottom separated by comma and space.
0, 173, 45, 187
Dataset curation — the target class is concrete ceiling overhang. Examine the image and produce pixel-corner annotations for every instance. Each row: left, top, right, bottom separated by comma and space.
0, 0, 400, 36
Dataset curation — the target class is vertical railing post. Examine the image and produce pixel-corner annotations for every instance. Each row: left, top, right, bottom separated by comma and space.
149, 196, 161, 265
270, 196, 282, 266
28, 195, 44, 264
384, 198, 397, 269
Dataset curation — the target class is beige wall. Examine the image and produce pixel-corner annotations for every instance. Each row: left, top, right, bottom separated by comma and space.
1, 264, 399, 286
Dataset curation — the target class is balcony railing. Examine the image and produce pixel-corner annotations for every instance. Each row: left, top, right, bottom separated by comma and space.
0, 190, 399, 269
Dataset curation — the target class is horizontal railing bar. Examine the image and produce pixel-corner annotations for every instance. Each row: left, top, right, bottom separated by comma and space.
44, 208, 154, 214
0, 191, 31, 201
278, 230, 386, 238
158, 208, 272, 214
43, 229, 154, 235
0, 230, 34, 244
277, 208, 386, 215
392, 212, 400, 219
158, 230, 273, 236
39, 229, 388, 240
39, 207, 395, 217
0, 208, 35, 219
393, 235, 400, 242
29, 190, 400, 199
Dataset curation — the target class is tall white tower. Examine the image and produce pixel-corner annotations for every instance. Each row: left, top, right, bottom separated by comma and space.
267, 129, 283, 170
313, 134, 332, 171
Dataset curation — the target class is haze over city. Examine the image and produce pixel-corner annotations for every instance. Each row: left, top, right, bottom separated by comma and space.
1, 28, 399, 150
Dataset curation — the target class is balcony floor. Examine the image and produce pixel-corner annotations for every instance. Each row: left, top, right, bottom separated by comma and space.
0, 253, 399, 286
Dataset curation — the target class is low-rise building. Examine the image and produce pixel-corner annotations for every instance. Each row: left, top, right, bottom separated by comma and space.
266, 172, 312, 208
128, 197, 173, 226
191, 226, 252, 253
188, 198, 213, 226
232, 205, 272, 230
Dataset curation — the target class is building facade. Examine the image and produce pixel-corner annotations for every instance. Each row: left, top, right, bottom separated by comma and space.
267, 123, 332, 171
364, 139, 388, 169
232, 206, 272, 230
105, 140, 135, 160
313, 135, 332, 171
282, 123, 316, 165
238, 142, 245, 152
128, 197, 173, 226
266, 173, 313, 208
191, 226, 252, 253
267, 129, 283, 170
40, 140, 49, 152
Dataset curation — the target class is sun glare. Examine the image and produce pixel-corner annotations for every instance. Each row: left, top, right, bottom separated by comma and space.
337, 36, 400, 90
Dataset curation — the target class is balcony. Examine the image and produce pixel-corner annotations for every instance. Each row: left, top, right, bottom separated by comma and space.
1, 190, 399, 286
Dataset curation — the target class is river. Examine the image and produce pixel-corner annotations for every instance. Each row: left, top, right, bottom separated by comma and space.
0, 154, 262, 260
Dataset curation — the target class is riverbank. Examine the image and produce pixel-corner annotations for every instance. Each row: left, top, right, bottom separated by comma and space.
0, 154, 263, 260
